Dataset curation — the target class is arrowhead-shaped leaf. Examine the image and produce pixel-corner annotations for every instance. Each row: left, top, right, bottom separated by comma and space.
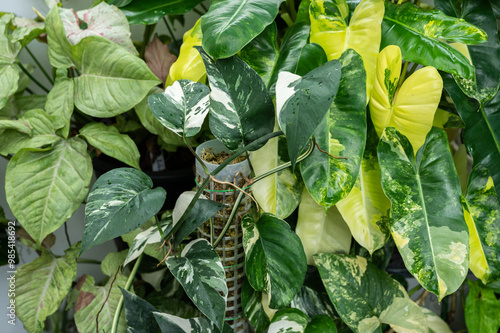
145, 35, 177, 84
378, 127, 469, 300
465, 279, 500, 333
295, 43, 327, 77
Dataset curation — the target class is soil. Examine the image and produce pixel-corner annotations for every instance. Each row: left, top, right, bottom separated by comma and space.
200, 146, 247, 165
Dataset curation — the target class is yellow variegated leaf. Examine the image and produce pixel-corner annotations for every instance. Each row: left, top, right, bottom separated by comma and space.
310, 0, 384, 99
370, 45, 443, 152
296, 189, 351, 266
450, 42, 472, 64
453, 144, 469, 194
166, 19, 205, 85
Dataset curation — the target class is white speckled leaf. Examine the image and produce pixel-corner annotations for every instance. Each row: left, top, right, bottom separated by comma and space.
268, 308, 309, 333
378, 127, 469, 300
148, 79, 210, 138
314, 253, 427, 333
153, 312, 231, 333
242, 279, 272, 332
165, 239, 227, 331
82, 168, 166, 254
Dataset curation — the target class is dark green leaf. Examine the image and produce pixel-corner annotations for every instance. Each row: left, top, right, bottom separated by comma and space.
295, 43, 328, 76
120, 0, 205, 25
465, 280, 500, 333
305, 315, 337, 333
242, 279, 270, 333
121, 288, 159, 333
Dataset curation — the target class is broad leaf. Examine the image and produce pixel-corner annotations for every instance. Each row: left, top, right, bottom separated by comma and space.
251, 133, 303, 219
6, 137, 92, 245
296, 189, 351, 266
82, 168, 166, 253
201, 0, 284, 59
304, 315, 337, 333
120, 0, 205, 25
14, 243, 79, 333
145, 35, 177, 84
11, 17, 45, 47
290, 286, 336, 319
79, 123, 141, 169
101, 250, 128, 276
268, 308, 309, 333
200, 50, 275, 151
381, 1, 486, 79
314, 253, 427, 333
463, 166, 500, 284
153, 313, 232, 333
0, 14, 21, 109
121, 288, 159, 333
276, 60, 341, 167
165, 239, 227, 331
300, 49, 366, 208
310, 0, 384, 99
465, 280, 500, 333
242, 213, 307, 309
422, 308, 453, 333
378, 127, 469, 300
242, 280, 271, 333
45, 68, 74, 139
369, 45, 443, 153
295, 43, 327, 76
149, 79, 210, 138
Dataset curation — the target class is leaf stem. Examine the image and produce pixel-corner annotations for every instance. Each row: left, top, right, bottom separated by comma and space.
200, 2, 208, 13
16, 62, 50, 93
192, 8, 204, 16
184, 135, 209, 175
162, 17, 181, 52
140, 23, 157, 58
110, 254, 143, 333
408, 284, 422, 297
25, 46, 54, 85
213, 191, 244, 248
397, 61, 410, 90
76, 258, 101, 264
286, 0, 297, 22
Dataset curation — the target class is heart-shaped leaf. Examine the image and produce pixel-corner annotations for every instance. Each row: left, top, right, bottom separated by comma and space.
145, 35, 177, 84
268, 308, 309, 333
465, 279, 500, 333
295, 43, 327, 76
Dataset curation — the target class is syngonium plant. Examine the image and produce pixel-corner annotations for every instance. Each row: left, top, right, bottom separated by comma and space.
3, 0, 500, 332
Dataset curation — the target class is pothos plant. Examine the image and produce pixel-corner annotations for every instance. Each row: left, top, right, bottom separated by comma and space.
3, 0, 500, 332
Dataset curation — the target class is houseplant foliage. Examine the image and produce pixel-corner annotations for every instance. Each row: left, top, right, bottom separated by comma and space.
2, 0, 500, 332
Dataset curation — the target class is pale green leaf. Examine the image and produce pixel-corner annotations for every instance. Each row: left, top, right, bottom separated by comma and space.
101, 249, 128, 276
465, 279, 500, 333
45, 68, 74, 139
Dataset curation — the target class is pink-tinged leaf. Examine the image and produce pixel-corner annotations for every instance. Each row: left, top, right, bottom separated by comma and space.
145, 35, 177, 85
60, 2, 137, 55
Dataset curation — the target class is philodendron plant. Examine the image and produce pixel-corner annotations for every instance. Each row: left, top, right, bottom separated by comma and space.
4, 0, 500, 332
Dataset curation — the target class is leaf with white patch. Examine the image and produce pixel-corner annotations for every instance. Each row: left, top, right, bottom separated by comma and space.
165, 239, 227, 331
121, 288, 160, 333
82, 168, 166, 254
290, 285, 336, 319
314, 253, 427, 333
268, 308, 308, 333
153, 312, 232, 333
242, 280, 272, 333
378, 127, 469, 300
422, 308, 452, 333
148, 79, 210, 138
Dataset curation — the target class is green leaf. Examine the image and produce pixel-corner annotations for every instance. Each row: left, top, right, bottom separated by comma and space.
171, 191, 224, 248
242, 280, 271, 333
378, 127, 469, 300
14, 243, 79, 333
242, 213, 307, 309
101, 250, 128, 276
201, 0, 285, 59
11, 17, 45, 48
276, 60, 341, 167
1, 94, 47, 120
120, 0, 205, 25
0, 65, 19, 110
45, 68, 74, 139
6, 137, 92, 245
296, 189, 351, 266
79, 123, 141, 169
295, 43, 328, 76
268, 308, 309, 333
199, 50, 275, 151
82, 168, 166, 254
314, 253, 426, 333
304, 315, 337, 333
300, 49, 366, 208
290, 285, 336, 319
121, 288, 160, 333
165, 239, 227, 331
465, 280, 500, 333
148, 79, 210, 138
251, 133, 303, 219
153, 312, 232, 333
381, 1, 485, 79
0, 14, 21, 109
422, 308, 452, 333
463, 166, 500, 284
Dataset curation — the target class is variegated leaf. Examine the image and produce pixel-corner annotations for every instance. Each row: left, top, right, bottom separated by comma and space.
463, 166, 500, 284
121, 288, 159, 333
11, 17, 45, 47
153, 312, 232, 333
242, 279, 271, 333
200, 49, 275, 151
276, 60, 341, 167
165, 239, 227, 331
378, 127, 469, 300
82, 168, 166, 254
300, 49, 366, 208
45, 68, 74, 139
290, 285, 336, 319
310, 0, 384, 99
314, 253, 427, 333
422, 308, 453, 333
296, 189, 351, 266
148, 79, 210, 138
369, 45, 443, 153
268, 308, 309, 333
242, 213, 307, 309
304, 315, 337, 333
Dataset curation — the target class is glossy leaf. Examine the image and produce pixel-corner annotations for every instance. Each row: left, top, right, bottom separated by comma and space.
268, 308, 309, 333
120, 0, 205, 25
242, 213, 307, 309
290, 285, 336, 319
296, 189, 351, 266
310, 0, 384, 99
369, 45, 443, 153
251, 133, 303, 219
300, 49, 366, 208
304, 315, 337, 333
314, 253, 426, 333
463, 166, 500, 284
165, 239, 227, 331
79, 123, 141, 169
82, 168, 166, 254
465, 280, 500, 333
276, 60, 341, 167
242, 280, 271, 333
121, 288, 159, 333
381, 1, 486, 79
200, 50, 275, 151
6, 138, 92, 245
45, 68, 74, 139
13, 244, 79, 333
378, 127, 469, 300
148, 79, 210, 138
422, 308, 452, 333
201, 0, 284, 59
295, 43, 327, 76
145, 35, 177, 84
153, 312, 232, 333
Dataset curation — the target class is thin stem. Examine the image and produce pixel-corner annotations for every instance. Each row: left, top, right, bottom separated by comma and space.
397, 61, 410, 90
163, 17, 181, 51
25, 46, 54, 85
184, 135, 209, 176
140, 24, 157, 58
111, 254, 143, 333
25, 87, 34, 95
192, 8, 204, 16
408, 284, 422, 297
286, 0, 297, 22
63, 222, 71, 248
200, 2, 209, 13
213, 191, 245, 248
407, 62, 419, 77
76, 258, 101, 264
16, 62, 50, 93
154, 215, 167, 240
